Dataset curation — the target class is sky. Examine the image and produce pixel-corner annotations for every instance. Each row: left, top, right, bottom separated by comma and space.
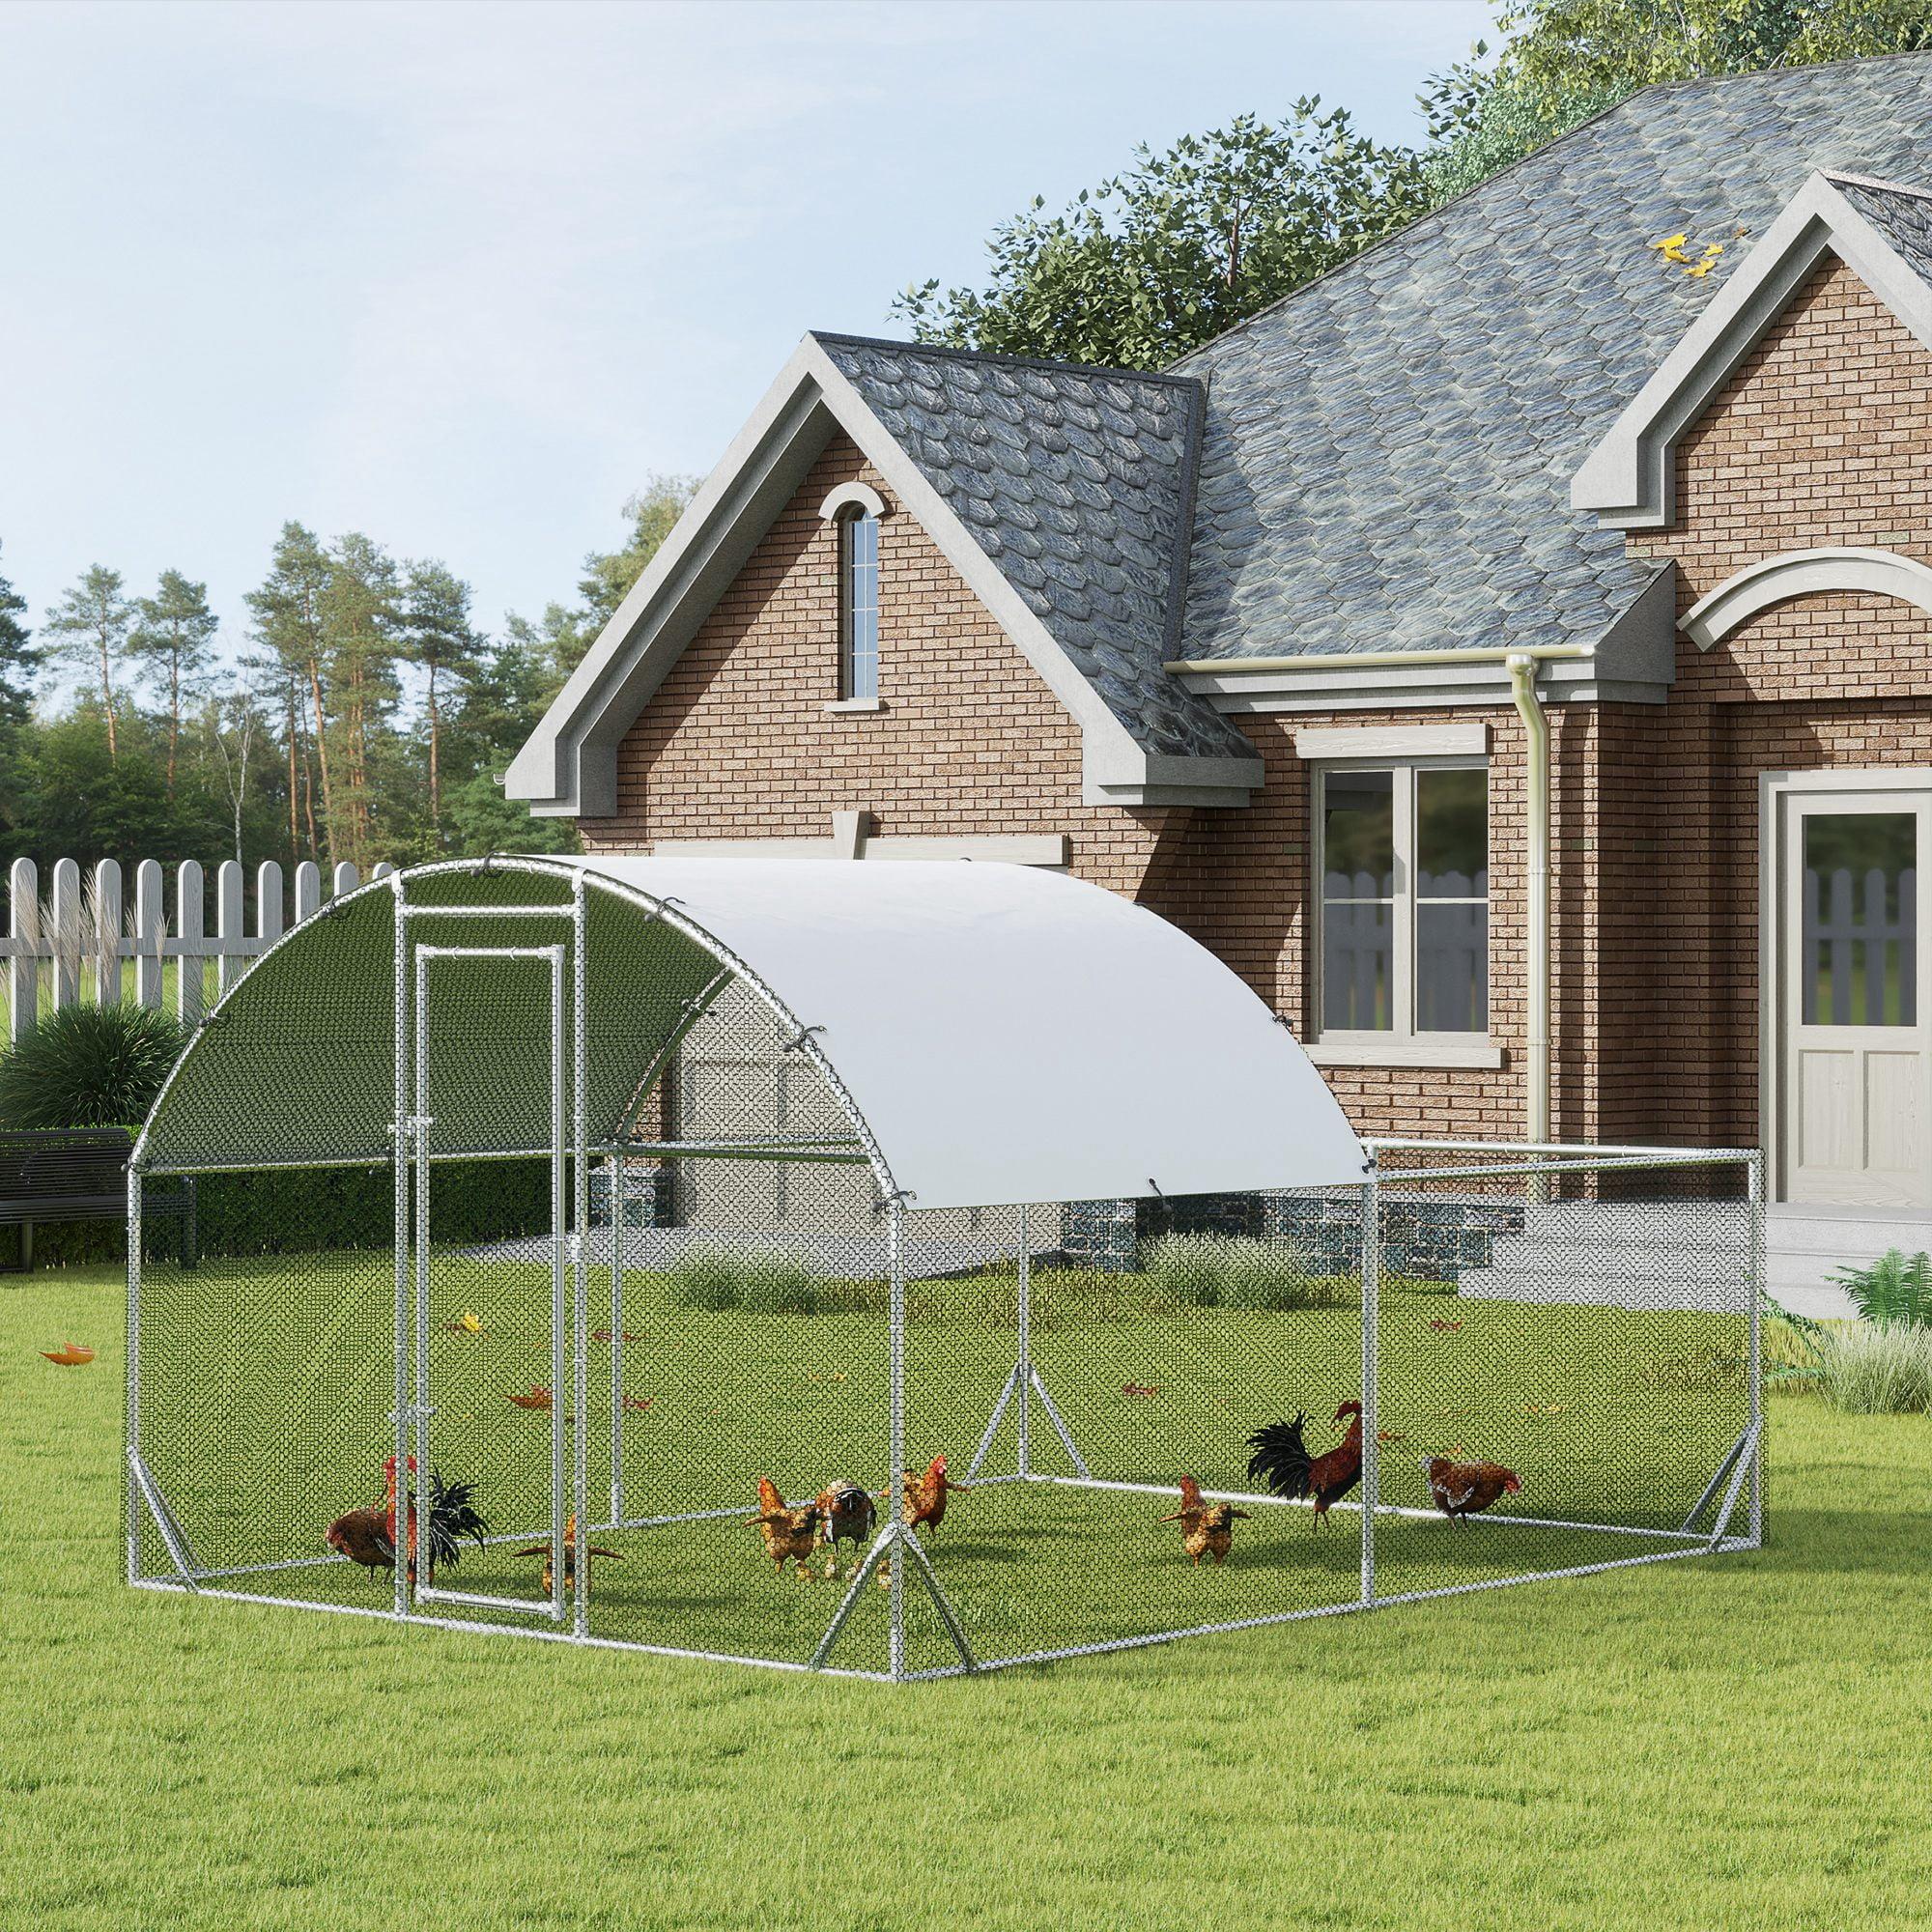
0, 0, 1493, 685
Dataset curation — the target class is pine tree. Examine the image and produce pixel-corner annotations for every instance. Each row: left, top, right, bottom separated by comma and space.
246, 523, 335, 867
129, 569, 218, 795
43, 564, 133, 758
0, 541, 41, 729
322, 533, 399, 870
398, 560, 483, 844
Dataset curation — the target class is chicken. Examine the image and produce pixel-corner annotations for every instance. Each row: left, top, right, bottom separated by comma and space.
747, 1476, 822, 1577
325, 1457, 487, 1584
1422, 1456, 1520, 1524
815, 1479, 877, 1569
900, 1455, 968, 1536
1158, 1475, 1249, 1566
325, 1504, 395, 1575
512, 1513, 622, 1594
1245, 1401, 1364, 1528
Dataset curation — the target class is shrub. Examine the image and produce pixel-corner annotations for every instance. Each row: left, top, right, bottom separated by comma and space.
1813, 1322, 1932, 1414
1141, 1232, 1323, 1311
740, 1251, 820, 1315
1829, 1249, 1932, 1327
668, 1244, 743, 1311
0, 1002, 185, 1129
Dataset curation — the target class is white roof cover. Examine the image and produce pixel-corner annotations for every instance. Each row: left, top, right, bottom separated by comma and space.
576, 855, 1366, 1211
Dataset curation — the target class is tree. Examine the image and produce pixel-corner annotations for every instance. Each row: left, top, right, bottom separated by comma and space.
397, 560, 484, 842
0, 540, 40, 730
1422, 0, 1932, 203
437, 626, 580, 858
205, 689, 262, 867
505, 475, 698, 696
42, 565, 133, 759
579, 476, 697, 631
893, 104, 1428, 370
246, 523, 333, 867
321, 532, 399, 871
128, 569, 218, 795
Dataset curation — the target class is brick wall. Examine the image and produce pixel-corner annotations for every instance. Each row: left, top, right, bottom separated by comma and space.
1618, 250, 1932, 1150
582, 436, 1190, 909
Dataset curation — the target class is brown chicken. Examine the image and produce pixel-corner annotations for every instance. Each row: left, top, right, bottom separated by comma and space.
512, 1513, 623, 1594
748, 1476, 822, 1577
900, 1455, 968, 1536
1246, 1401, 1364, 1528
1158, 1475, 1249, 1566
326, 1458, 486, 1583
1422, 1456, 1521, 1524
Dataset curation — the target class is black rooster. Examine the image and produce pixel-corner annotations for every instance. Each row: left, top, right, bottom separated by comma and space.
419, 1471, 489, 1578
1245, 1401, 1364, 1528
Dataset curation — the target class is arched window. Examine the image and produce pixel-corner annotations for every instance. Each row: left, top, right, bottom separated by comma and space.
838, 506, 879, 701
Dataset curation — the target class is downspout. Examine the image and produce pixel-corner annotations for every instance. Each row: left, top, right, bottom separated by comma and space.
1506, 653, 1550, 1148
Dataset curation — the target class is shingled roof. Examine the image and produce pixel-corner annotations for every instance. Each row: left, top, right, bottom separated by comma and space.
1831, 171, 1932, 285
1171, 53, 1932, 663
811, 334, 1248, 760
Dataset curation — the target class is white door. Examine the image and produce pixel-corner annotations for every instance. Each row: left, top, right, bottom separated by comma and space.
1780, 791, 1931, 1208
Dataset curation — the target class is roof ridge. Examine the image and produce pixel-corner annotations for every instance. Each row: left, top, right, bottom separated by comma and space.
810, 328, 1201, 390
1166, 50, 1932, 376
1826, 167, 1932, 204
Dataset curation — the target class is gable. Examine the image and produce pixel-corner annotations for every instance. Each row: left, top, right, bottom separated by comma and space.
1575, 169, 1932, 530
506, 334, 1260, 818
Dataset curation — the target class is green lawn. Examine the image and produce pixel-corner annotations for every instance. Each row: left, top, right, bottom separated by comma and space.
6, 1264, 1931, 1930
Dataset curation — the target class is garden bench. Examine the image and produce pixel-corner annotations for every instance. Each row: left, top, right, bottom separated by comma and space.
0, 1127, 194, 1270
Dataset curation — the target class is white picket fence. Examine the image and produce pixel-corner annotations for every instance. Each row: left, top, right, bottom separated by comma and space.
3, 856, 394, 1045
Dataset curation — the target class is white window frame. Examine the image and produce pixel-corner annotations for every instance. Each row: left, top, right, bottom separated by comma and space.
837, 506, 879, 704
1307, 754, 1501, 1070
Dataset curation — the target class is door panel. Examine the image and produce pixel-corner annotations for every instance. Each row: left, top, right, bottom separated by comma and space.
1781, 794, 1932, 1208
412, 946, 569, 1617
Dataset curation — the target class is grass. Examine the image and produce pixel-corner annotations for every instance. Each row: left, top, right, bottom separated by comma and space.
7, 1264, 1932, 1930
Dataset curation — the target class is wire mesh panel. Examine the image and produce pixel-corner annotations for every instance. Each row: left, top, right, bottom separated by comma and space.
126, 857, 1762, 1680
1361, 1142, 1761, 1608
901, 1198, 1369, 1673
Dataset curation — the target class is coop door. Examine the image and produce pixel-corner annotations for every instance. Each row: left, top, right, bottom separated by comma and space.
410, 944, 570, 1619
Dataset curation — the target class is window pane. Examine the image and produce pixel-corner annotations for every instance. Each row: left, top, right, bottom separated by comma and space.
1417, 766, 1487, 898
1322, 771, 1394, 897
1803, 812, 1917, 1026
840, 512, 879, 700
1417, 902, 1489, 1033
1322, 899, 1393, 1032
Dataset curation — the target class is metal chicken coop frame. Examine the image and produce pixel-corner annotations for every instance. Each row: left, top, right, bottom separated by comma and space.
126, 855, 1764, 1681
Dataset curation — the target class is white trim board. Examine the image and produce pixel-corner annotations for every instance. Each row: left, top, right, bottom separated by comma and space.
643, 833, 1071, 867
1681, 548, 1932, 648
1574, 171, 1932, 529
1294, 723, 1489, 759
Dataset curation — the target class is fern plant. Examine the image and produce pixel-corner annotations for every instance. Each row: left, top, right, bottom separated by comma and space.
1828, 1248, 1932, 1327
0, 1002, 186, 1129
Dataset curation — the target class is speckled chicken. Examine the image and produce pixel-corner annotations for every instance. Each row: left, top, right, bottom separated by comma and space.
747, 1476, 822, 1577
1158, 1475, 1249, 1566
1422, 1456, 1521, 1524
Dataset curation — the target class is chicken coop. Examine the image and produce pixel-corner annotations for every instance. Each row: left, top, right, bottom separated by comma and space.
127, 855, 1764, 1680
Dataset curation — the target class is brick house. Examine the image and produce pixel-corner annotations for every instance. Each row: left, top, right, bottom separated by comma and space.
509, 56, 1932, 1252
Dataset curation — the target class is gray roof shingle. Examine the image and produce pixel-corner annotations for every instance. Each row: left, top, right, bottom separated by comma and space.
1173, 54, 1932, 661
812, 333, 1251, 760
1833, 170, 1932, 284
